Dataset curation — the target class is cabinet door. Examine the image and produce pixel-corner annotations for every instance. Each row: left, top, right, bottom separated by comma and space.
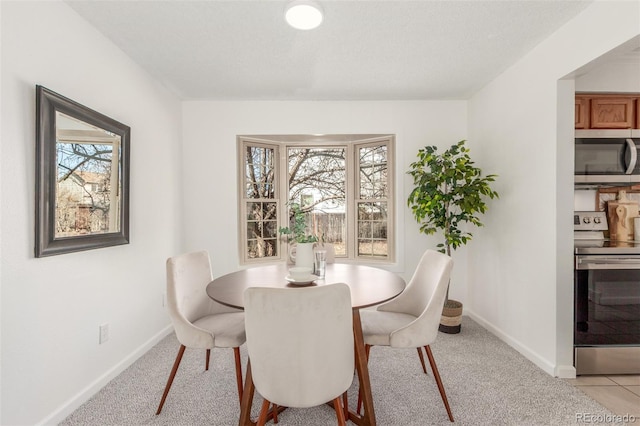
575, 96, 589, 129
590, 97, 635, 128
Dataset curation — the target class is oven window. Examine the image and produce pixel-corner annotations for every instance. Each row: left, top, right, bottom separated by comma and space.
575, 269, 640, 345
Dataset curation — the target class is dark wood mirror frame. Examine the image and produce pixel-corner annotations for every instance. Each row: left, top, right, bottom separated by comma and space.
35, 85, 130, 257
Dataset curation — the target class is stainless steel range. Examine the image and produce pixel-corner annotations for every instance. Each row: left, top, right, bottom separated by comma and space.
574, 211, 640, 375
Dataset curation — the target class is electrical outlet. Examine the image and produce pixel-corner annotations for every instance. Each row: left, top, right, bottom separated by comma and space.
99, 323, 109, 344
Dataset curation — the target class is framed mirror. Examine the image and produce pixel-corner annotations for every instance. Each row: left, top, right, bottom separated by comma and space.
35, 86, 130, 257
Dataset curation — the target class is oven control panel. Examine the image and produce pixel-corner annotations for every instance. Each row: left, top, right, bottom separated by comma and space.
574, 211, 608, 231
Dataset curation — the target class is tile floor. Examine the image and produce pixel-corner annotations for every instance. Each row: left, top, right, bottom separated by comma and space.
565, 375, 640, 418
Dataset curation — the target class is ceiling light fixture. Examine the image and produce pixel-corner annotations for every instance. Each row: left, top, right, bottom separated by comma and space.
285, 0, 323, 30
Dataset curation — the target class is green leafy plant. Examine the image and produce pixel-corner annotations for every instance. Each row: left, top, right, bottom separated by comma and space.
278, 203, 318, 244
407, 140, 498, 302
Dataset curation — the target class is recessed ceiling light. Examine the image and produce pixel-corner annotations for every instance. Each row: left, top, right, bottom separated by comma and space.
285, 0, 323, 30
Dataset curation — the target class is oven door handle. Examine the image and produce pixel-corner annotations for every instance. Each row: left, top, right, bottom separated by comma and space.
577, 257, 640, 270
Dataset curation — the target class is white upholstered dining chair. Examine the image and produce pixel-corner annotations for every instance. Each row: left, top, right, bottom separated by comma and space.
358, 249, 455, 422
156, 250, 246, 415
243, 283, 354, 425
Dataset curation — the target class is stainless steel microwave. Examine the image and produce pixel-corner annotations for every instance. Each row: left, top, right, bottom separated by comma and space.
575, 129, 640, 184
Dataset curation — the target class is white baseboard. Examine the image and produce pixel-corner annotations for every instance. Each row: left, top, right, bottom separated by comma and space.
465, 309, 557, 377
37, 325, 173, 426
555, 364, 577, 379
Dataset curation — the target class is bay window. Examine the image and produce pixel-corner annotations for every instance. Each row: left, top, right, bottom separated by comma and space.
238, 135, 394, 264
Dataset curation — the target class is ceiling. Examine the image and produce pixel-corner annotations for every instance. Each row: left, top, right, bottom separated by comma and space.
66, 0, 597, 101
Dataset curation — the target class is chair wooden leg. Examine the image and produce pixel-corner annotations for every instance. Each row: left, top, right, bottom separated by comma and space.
333, 397, 346, 426
257, 399, 271, 426
424, 345, 454, 422
206, 348, 211, 371
233, 347, 243, 405
417, 347, 428, 374
156, 344, 186, 415
342, 391, 348, 417
356, 344, 372, 415
239, 360, 255, 426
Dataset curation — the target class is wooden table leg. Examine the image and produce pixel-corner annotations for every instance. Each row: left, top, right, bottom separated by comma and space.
238, 358, 287, 425
239, 360, 256, 426
347, 309, 376, 426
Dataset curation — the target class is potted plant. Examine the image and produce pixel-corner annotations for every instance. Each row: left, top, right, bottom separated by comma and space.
407, 140, 498, 333
279, 203, 318, 268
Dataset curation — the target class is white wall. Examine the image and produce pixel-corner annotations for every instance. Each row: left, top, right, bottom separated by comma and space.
182, 101, 468, 294
467, 0, 640, 377
1, 2, 182, 424
576, 60, 640, 92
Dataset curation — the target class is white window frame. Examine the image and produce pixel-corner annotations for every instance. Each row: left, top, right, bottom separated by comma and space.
237, 134, 395, 265
237, 138, 281, 265
353, 138, 395, 261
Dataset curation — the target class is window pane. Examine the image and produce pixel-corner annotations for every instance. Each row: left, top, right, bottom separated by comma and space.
333, 243, 346, 256
246, 220, 277, 239
358, 204, 371, 220
264, 220, 278, 239
246, 202, 276, 222
245, 201, 278, 259
372, 201, 387, 220
246, 202, 260, 220
372, 222, 386, 239
359, 145, 387, 199
247, 239, 277, 259
357, 201, 388, 258
245, 146, 275, 199
358, 239, 387, 257
358, 221, 371, 238
287, 147, 346, 247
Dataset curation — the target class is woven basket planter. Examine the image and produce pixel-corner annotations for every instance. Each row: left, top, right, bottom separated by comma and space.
439, 299, 463, 334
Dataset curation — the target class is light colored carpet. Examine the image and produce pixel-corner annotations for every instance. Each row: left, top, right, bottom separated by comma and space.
60, 317, 614, 425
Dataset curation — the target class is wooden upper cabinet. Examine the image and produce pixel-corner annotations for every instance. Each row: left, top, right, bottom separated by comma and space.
590, 97, 635, 129
575, 96, 589, 129
575, 93, 639, 129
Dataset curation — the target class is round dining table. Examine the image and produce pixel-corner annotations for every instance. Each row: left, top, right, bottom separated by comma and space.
207, 262, 406, 426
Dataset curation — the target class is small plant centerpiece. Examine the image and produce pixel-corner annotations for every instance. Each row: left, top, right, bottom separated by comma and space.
279, 203, 318, 268
278, 203, 318, 244
407, 140, 498, 334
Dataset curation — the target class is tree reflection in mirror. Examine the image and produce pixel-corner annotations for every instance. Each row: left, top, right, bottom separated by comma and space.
55, 112, 121, 237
